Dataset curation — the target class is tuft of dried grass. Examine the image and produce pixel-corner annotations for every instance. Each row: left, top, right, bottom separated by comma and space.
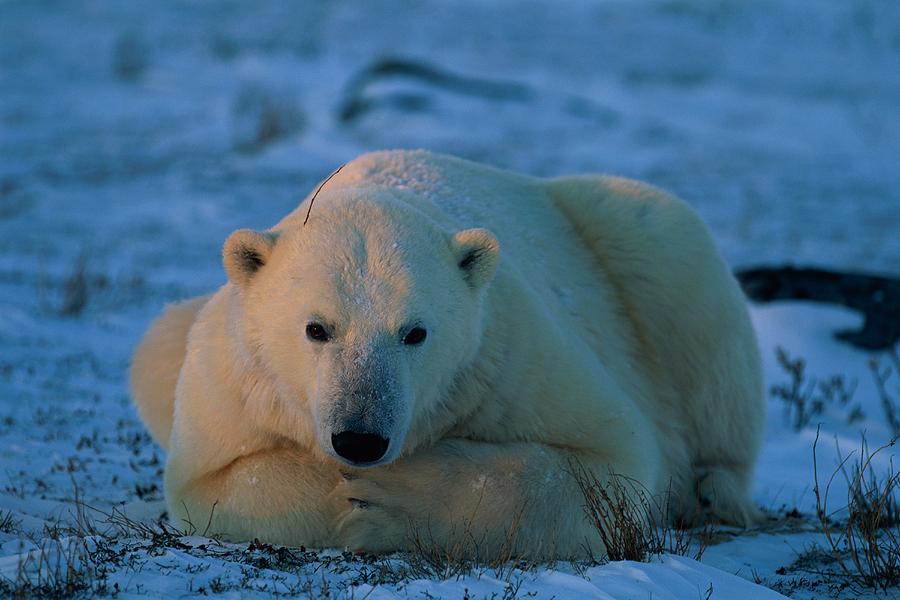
232, 83, 304, 152
870, 345, 900, 437
813, 427, 899, 593
770, 347, 862, 431
404, 498, 535, 582
0, 510, 19, 535
0, 535, 107, 599
59, 253, 89, 317
568, 459, 709, 563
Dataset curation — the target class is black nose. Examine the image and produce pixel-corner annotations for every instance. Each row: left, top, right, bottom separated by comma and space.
331, 431, 390, 464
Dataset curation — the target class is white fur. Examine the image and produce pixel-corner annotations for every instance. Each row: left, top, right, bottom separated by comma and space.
131, 150, 763, 557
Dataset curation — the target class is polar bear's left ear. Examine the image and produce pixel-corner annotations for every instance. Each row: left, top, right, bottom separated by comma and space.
223, 229, 278, 287
451, 228, 500, 290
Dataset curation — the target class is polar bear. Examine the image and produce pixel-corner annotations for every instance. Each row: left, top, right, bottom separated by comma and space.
131, 150, 763, 558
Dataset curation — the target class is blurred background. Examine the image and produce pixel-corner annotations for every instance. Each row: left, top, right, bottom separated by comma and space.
2, 1, 899, 302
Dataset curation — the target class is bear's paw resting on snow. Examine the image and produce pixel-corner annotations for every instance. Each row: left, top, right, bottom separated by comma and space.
130, 150, 764, 558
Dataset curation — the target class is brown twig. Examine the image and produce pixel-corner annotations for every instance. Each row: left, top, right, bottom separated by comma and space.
303, 163, 346, 225
202, 500, 219, 538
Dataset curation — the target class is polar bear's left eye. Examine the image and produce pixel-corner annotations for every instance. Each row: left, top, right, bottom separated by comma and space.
402, 327, 427, 346
306, 322, 331, 343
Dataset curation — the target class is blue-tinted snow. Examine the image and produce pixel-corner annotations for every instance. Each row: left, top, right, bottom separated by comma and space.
1, 1, 898, 598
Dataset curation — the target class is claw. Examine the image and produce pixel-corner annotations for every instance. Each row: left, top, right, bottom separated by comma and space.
349, 497, 370, 509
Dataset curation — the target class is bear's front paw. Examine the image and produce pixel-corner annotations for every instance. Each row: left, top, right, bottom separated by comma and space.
330, 471, 417, 553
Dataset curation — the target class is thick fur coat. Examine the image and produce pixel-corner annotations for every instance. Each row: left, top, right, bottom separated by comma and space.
131, 150, 764, 558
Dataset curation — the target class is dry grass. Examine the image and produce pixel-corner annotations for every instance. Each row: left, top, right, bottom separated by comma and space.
568, 459, 710, 563
406, 519, 484, 580
813, 427, 899, 593
404, 497, 535, 583
36, 250, 121, 318
59, 253, 89, 317
770, 347, 862, 431
111, 32, 147, 81
0, 537, 97, 599
0, 481, 201, 597
0, 510, 19, 535
232, 83, 304, 152
870, 345, 900, 437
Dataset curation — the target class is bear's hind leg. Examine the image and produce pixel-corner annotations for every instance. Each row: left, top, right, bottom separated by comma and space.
682, 464, 762, 528
130, 295, 210, 449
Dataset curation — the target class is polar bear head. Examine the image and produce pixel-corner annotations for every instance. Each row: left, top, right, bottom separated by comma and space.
222, 190, 499, 467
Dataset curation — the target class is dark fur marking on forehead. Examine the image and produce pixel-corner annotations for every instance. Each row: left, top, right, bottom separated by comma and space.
303, 163, 347, 226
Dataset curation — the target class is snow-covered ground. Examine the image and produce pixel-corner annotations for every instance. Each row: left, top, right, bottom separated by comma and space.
1, 1, 898, 598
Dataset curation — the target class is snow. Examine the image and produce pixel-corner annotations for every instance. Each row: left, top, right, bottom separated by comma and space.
1, 0, 898, 598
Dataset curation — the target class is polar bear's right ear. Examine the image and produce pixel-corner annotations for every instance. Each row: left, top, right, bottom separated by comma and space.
223, 229, 278, 286
451, 228, 500, 291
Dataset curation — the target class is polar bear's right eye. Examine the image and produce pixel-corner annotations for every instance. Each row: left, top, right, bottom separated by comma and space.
402, 326, 428, 346
306, 322, 331, 343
